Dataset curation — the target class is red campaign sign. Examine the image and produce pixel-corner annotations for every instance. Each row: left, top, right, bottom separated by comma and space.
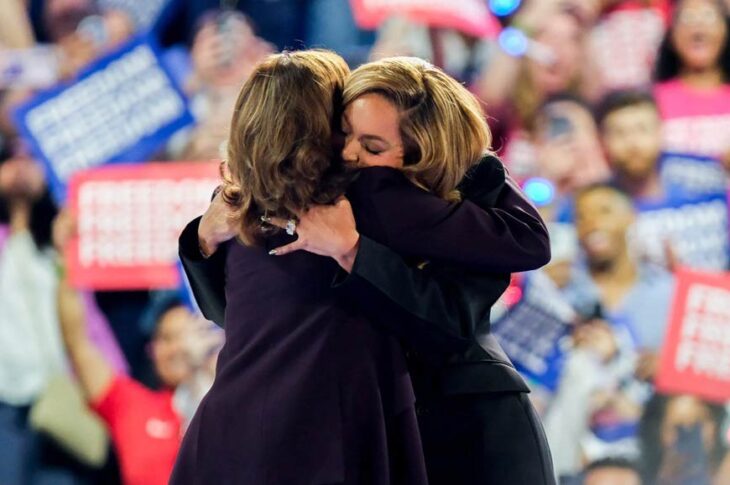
605, 0, 671, 20
350, 0, 500, 38
656, 269, 730, 403
67, 161, 220, 290
590, 5, 667, 90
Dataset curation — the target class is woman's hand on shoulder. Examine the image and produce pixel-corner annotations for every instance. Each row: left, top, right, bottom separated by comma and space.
198, 187, 240, 258
268, 197, 361, 272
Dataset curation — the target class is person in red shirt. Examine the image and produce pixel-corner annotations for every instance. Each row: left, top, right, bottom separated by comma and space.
54, 211, 218, 485
57, 278, 194, 485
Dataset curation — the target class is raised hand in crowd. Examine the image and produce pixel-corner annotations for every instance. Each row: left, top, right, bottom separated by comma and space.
181, 13, 272, 159
368, 17, 429, 61
635, 350, 660, 382
477, 0, 595, 153
56, 32, 97, 79
572, 319, 618, 363
188, 11, 273, 93
56, 10, 136, 80
53, 209, 115, 402
477, 0, 570, 110
533, 96, 609, 193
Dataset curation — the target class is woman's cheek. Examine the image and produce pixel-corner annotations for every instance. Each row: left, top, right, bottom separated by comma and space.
357, 154, 380, 167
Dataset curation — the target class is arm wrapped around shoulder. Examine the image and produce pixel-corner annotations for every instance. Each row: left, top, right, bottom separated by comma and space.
346, 161, 551, 273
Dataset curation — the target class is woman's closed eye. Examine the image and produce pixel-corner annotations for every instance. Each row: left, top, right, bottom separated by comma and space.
364, 145, 383, 155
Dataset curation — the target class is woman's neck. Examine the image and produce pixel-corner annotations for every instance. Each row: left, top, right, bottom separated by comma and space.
680, 66, 725, 90
9, 201, 30, 234
589, 249, 638, 310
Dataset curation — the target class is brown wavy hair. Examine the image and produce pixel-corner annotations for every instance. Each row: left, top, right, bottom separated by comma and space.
343, 57, 492, 201
222, 50, 351, 245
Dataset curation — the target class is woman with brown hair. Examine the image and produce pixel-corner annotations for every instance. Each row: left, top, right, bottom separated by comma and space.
270, 56, 556, 485
171, 50, 432, 485
176, 52, 554, 484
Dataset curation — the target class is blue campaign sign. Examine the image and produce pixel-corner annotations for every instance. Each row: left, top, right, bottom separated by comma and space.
659, 152, 727, 200
491, 272, 575, 392
633, 193, 729, 270
13, 35, 194, 202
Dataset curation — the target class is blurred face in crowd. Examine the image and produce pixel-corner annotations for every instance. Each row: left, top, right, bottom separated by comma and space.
151, 306, 194, 389
530, 12, 584, 95
341, 93, 405, 169
45, 0, 95, 41
575, 188, 635, 267
534, 99, 608, 191
671, 0, 728, 71
660, 395, 717, 453
584, 466, 641, 485
0, 155, 46, 203
601, 103, 663, 180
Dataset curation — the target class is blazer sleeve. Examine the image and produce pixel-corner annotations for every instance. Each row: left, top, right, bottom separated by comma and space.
346, 162, 550, 273
334, 235, 509, 356
178, 217, 227, 326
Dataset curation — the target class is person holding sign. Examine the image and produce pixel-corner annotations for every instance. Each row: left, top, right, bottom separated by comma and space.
596, 88, 729, 271
177, 53, 555, 484
543, 183, 674, 478
597, 89, 726, 205
55, 209, 222, 485
653, 0, 730, 161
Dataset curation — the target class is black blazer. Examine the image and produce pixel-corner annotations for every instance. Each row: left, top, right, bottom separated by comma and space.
178, 156, 550, 397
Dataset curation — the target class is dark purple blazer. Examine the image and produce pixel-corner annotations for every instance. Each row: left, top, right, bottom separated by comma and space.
176, 156, 554, 484
179, 157, 550, 396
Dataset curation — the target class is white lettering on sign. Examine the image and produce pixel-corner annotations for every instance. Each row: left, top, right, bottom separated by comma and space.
24, 44, 186, 184
589, 9, 664, 89
77, 176, 218, 267
660, 155, 727, 197
493, 273, 573, 377
631, 198, 729, 270
675, 284, 730, 381
663, 115, 730, 157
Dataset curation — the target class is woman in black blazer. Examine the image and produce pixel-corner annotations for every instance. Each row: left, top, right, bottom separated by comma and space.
177, 53, 555, 484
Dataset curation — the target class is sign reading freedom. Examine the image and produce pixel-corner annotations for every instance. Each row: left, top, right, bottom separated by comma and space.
349, 0, 500, 38
66, 162, 219, 290
656, 269, 730, 402
13, 35, 194, 202
633, 193, 729, 271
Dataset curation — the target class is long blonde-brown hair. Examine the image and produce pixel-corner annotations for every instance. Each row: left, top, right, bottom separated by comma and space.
343, 57, 492, 200
222, 50, 350, 245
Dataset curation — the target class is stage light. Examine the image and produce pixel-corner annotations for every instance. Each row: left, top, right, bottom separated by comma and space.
498, 27, 529, 57
489, 0, 522, 17
523, 178, 555, 207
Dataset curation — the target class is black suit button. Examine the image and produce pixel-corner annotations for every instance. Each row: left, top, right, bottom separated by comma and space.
416, 405, 428, 416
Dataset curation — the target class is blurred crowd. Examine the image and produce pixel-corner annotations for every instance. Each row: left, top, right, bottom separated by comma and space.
1, 0, 730, 484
